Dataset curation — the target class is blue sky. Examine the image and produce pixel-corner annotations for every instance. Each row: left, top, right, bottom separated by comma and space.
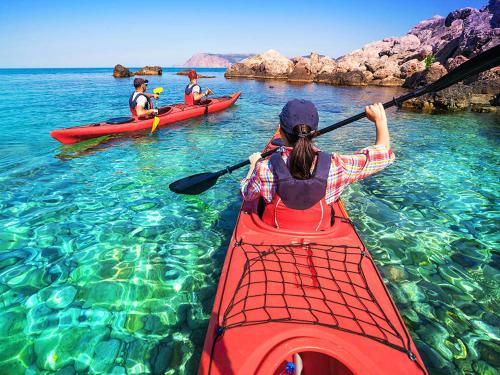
0, 0, 489, 67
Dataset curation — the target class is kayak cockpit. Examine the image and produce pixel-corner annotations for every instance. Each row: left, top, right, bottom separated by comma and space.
273, 352, 354, 375
240, 198, 352, 240
157, 106, 172, 115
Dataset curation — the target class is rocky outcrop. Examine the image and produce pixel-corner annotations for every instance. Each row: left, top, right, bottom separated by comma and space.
182, 53, 254, 68
288, 53, 338, 82
403, 66, 500, 112
134, 66, 162, 75
225, 49, 294, 79
113, 64, 132, 78
113, 65, 162, 77
225, 1, 500, 112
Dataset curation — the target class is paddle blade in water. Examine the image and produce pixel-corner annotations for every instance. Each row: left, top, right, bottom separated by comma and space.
151, 116, 160, 134
153, 87, 164, 94
169, 172, 221, 195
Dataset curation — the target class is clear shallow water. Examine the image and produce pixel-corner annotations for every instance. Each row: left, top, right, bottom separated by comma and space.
0, 68, 498, 374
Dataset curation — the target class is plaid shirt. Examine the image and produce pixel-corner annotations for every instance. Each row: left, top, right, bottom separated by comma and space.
241, 145, 395, 204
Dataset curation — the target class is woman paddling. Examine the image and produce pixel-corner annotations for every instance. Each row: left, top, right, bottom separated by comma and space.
241, 99, 394, 231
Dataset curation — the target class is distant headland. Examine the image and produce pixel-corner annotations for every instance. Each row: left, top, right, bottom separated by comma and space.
181, 53, 254, 68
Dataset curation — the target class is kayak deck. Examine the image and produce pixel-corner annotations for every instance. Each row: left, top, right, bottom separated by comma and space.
50, 92, 241, 144
199, 136, 427, 375
200, 200, 427, 375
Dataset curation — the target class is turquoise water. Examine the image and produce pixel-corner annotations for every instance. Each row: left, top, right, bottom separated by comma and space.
0, 67, 498, 374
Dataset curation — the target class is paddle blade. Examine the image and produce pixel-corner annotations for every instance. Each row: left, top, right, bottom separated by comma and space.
169, 172, 221, 195
151, 116, 160, 134
153, 87, 164, 94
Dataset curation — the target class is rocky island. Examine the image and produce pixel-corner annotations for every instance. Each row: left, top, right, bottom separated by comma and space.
225, 1, 499, 112
113, 65, 162, 78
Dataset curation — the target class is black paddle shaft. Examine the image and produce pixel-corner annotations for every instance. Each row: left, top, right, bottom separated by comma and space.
169, 44, 500, 195
225, 44, 500, 172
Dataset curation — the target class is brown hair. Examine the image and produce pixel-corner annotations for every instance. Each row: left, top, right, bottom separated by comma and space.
283, 124, 316, 180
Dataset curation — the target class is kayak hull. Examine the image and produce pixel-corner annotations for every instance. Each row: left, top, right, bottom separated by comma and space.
199, 134, 427, 375
50, 92, 241, 144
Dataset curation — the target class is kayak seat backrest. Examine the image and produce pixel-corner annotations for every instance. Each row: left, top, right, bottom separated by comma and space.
257, 198, 336, 229
198, 100, 212, 105
106, 116, 135, 125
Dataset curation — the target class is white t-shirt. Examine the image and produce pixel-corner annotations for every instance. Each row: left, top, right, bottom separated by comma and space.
132, 92, 148, 108
187, 84, 201, 94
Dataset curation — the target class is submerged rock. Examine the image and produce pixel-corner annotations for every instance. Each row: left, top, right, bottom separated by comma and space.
46, 286, 77, 309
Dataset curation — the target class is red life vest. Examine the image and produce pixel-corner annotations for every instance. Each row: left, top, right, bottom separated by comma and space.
262, 151, 332, 231
184, 84, 200, 105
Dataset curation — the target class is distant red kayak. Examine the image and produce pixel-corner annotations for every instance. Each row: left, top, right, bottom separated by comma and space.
199, 132, 427, 375
50, 92, 241, 144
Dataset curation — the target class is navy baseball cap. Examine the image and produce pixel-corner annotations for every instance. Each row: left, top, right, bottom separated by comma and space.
133, 78, 149, 87
279, 99, 319, 134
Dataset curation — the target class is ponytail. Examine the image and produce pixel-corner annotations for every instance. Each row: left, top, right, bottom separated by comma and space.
284, 124, 316, 180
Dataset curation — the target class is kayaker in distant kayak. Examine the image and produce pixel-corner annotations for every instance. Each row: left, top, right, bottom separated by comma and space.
129, 78, 159, 118
241, 99, 394, 231
184, 70, 213, 105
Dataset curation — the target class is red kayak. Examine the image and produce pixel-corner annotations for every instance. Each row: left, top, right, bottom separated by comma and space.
199, 133, 427, 375
50, 92, 241, 144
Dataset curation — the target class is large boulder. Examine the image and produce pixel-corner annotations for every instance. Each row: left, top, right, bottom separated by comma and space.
373, 68, 395, 80
315, 70, 367, 86
372, 60, 400, 79
445, 7, 476, 26
464, 67, 500, 95
402, 84, 472, 111
134, 66, 162, 75
335, 55, 363, 73
456, 7, 498, 57
403, 45, 434, 62
391, 35, 421, 55
317, 56, 338, 74
400, 59, 426, 79
288, 57, 315, 82
113, 64, 132, 78
445, 55, 469, 71
288, 52, 331, 82
403, 62, 448, 88
225, 49, 293, 79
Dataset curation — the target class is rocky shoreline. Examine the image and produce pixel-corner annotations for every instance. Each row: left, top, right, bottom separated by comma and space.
225, 1, 499, 112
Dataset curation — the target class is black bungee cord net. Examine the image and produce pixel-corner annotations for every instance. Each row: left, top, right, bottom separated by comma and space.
219, 242, 405, 347
208, 239, 427, 374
